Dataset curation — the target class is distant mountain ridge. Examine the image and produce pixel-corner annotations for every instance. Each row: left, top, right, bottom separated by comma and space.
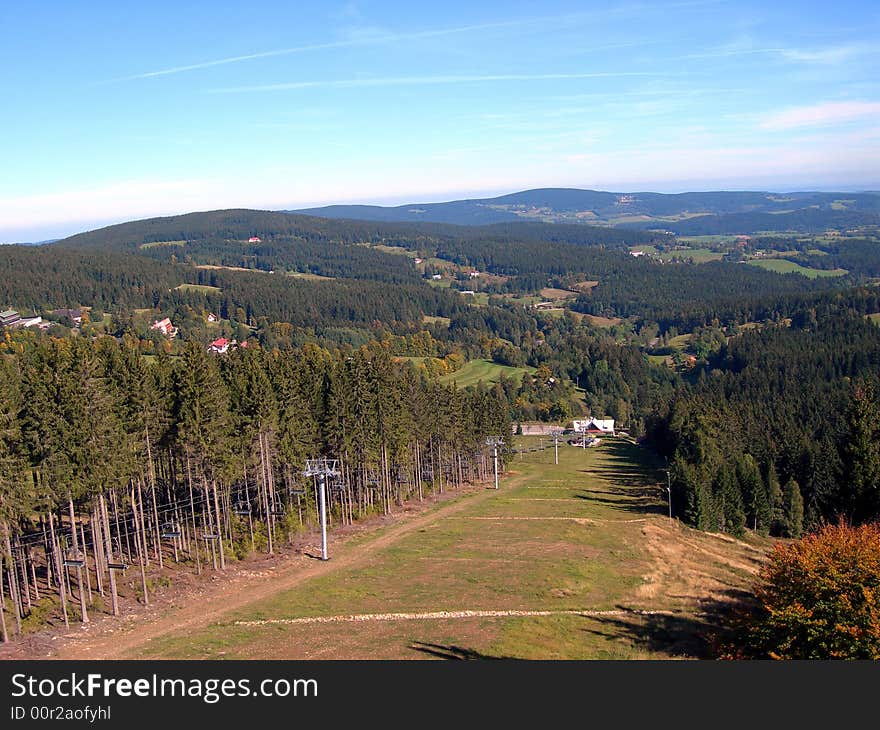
292, 187, 880, 230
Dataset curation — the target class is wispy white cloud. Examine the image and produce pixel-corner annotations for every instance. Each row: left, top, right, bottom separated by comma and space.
760, 100, 880, 130
106, 14, 587, 83
681, 46, 785, 60
207, 71, 685, 94
682, 42, 879, 64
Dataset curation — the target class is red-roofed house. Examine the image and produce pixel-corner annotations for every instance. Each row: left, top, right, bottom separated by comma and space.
208, 337, 230, 354
150, 317, 178, 338
248, 236, 262, 243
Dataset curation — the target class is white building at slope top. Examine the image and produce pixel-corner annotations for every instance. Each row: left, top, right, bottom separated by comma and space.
572, 417, 615, 435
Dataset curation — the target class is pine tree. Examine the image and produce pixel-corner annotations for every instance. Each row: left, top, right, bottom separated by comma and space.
766, 463, 785, 536
782, 478, 804, 539
737, 454, 771, 534
712, 467, 745, 536
842, 382, 880, 523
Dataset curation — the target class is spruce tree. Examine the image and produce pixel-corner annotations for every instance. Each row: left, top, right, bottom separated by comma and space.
782, 478, 804, 539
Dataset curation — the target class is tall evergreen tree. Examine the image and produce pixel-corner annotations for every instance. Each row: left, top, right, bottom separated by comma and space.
782, 478, 804, 539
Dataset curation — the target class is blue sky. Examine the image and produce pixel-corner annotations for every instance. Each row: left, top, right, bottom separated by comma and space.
1, 0, 879, 240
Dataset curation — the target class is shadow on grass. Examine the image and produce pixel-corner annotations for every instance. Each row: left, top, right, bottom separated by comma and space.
574, 492, 664, 515
575, 440, 668, 516
583, 592, 750, 658
409, 642, 505, 660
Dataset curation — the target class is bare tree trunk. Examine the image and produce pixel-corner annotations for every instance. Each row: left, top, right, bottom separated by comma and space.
41, 514, 53, 591
67, 498, 89, 623
47, 512, 69, 629
136, 479, 150, 568
260, 432, 275, 553
0, 558, 7, 642
130, 484, 149, 606
100, 493, 119, 616
29, 547, 40, 601
79, 523, 93, 605
259, 434, 274, 555
145, 423, 164, 568
17, 539, 32, 613
90, 507, 104, 598
2, 524, 22, 634
212, 480, 226, 571
186, 455, 201, 575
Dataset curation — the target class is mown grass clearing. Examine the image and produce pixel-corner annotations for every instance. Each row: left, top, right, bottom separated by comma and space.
503, 294, 541, 307
462, 291, 489, 306
747, 259, 847, 278
661, 248, 724, 263
867, 313, 880, 326
439, 359, 534, 387
677, 235, 739, 245
667, 333, 693, 350
287, 272, 335, 281
422, 315, 451, 326
371, 244, 417, 257
540, 287, 577, 301
135, 438, 769, 660
582, 314, 622, 327
139, 240, 186, 249
570, 280, 599, 293
174, 283, 221, 293
196, 264, 267, 273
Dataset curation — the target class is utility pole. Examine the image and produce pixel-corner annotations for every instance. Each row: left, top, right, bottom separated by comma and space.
549, 427, 563, 465
486, 437, 504, 490
665, 458, 672, 519
303, 458, 340, 561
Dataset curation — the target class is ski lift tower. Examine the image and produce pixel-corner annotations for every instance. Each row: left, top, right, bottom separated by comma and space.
303, 458, 340, 561
549, 427, 563, 465
486, 436, 505, 490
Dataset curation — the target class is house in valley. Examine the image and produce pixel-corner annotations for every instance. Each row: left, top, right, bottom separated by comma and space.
52, 308, 83, 326
207, 337, 231, 354
150, 317, 178, 338
0, 310, 21, 327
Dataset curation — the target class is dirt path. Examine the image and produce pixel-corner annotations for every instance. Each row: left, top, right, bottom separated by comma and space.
52, 479, 518, 660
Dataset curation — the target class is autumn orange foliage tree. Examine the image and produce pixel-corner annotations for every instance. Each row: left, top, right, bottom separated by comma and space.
724, 523, 880, 659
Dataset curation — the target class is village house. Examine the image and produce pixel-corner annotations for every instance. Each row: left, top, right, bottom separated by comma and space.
248, 236, 262, 243
150, 317, 178, 338
0, 309, 21, 327
431, 274, 442, 280
16, 316, 43, 329
207, 337, 231, 354
52, 308, 83, 325
207, 312, 218, 323
572, 417, 615, 435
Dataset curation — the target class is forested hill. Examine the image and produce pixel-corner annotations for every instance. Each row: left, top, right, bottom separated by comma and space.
53, 208, 662, 252
294, 188, 880, 227
0, 245, 466, 331
625, 208, 880, 235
